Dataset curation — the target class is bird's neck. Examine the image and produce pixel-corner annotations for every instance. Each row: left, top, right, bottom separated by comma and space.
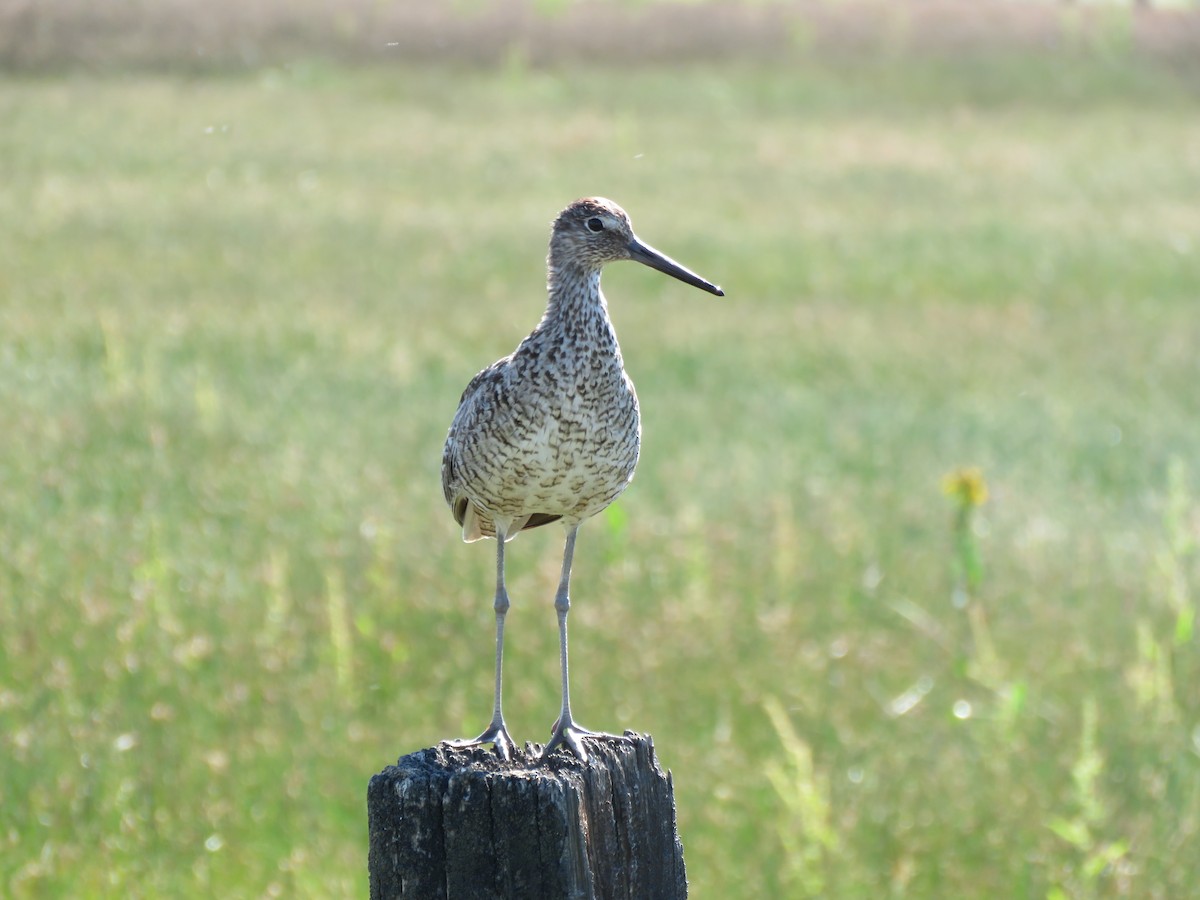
536, 262, 621, 358
545, 262, 605, 320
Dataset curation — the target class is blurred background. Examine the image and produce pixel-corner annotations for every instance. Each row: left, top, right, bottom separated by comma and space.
2, 0, 1199, 896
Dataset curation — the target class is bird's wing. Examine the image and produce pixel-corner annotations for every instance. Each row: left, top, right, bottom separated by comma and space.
441, 358, 510, 525
440, 351, 564, 540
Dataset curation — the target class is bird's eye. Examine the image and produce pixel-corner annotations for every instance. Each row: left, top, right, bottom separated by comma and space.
586, 217, 605, 233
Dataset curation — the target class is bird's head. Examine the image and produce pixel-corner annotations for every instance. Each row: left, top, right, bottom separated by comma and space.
549, 197, 724, 297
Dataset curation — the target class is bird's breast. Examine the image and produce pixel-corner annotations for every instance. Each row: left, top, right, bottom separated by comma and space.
444, 327, 642, 527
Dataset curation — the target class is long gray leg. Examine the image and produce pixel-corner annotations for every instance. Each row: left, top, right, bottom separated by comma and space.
542, 524, 625, 761
445, 527, 516, 760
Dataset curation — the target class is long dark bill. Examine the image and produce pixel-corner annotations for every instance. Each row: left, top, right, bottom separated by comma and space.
628, 236, 724, 297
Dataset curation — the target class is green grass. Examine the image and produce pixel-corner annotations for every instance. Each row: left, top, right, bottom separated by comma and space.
2, 55, 1199, 897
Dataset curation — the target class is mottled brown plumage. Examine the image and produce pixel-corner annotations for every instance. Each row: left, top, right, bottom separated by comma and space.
441, 197, 723, 761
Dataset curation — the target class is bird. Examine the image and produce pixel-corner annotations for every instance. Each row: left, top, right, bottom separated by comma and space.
441, 197, 723, 761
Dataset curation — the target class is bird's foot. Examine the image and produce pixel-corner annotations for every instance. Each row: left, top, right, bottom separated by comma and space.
443, 720, 517, 762
541, 717, 628, 762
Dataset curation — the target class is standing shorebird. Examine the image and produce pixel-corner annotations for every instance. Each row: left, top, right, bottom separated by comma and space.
441, 197, 723, 761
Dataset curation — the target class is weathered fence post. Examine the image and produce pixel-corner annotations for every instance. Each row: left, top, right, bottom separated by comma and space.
367, 732, 687, 899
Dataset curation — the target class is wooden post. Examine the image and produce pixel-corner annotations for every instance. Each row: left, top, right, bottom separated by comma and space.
367, 732, 687, 899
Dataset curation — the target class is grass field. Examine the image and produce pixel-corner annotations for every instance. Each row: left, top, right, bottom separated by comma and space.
2, 47, 1200, 898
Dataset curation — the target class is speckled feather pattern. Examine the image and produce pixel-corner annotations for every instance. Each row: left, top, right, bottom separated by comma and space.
442, 199, 642, 541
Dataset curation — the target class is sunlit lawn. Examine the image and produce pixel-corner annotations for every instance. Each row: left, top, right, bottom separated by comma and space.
1, 55, 1199, 897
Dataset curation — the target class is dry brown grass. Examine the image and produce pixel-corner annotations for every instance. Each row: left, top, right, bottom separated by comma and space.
2, 0, 1200, 71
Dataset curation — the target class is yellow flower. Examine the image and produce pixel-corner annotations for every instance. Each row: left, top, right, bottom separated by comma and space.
942, 466, 988, 507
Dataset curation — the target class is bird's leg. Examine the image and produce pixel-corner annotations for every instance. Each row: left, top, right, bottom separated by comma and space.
542, 524, 626, 762
445, 527, 516, 761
